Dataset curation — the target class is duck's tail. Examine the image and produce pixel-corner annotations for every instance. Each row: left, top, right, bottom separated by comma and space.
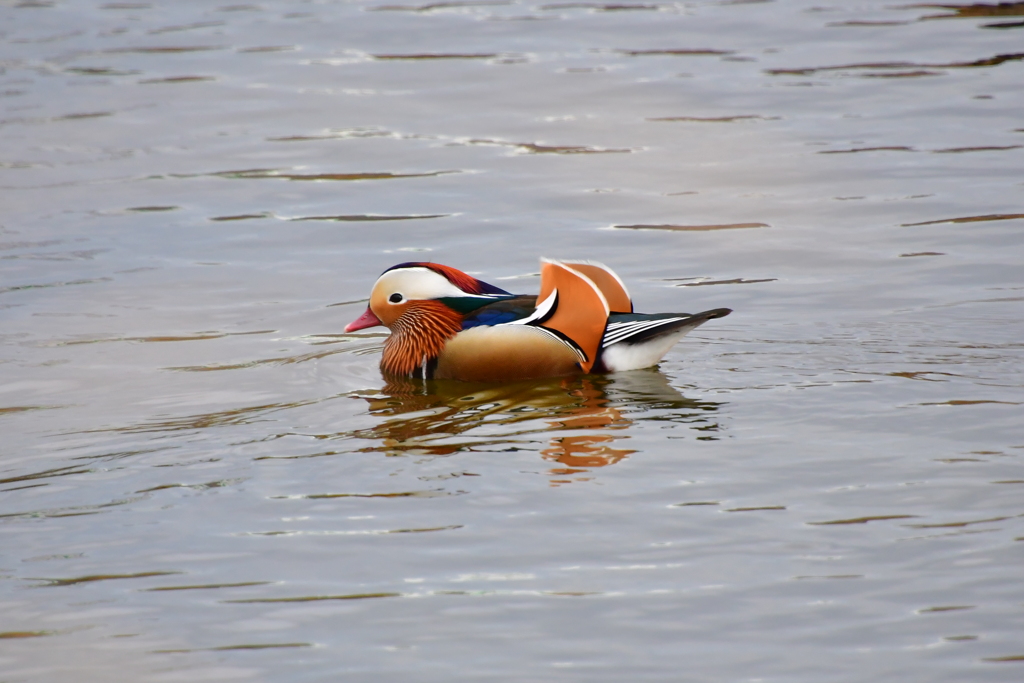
595, 308, 732, 372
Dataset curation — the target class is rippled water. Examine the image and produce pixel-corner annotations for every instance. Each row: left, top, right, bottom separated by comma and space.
2, 1, 1023, 680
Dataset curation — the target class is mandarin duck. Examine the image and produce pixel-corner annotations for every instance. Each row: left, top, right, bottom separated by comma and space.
345, 259, 731, 382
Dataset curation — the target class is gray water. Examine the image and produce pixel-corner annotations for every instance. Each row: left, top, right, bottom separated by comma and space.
2, 1, 1023, 681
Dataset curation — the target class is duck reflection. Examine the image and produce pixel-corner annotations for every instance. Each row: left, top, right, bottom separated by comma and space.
350, 371, 723, 482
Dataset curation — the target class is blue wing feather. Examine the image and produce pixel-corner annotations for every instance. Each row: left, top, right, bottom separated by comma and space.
461, 295, 537, 329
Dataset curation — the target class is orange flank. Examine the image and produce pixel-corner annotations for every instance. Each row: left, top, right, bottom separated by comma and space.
435, 325, 582, 381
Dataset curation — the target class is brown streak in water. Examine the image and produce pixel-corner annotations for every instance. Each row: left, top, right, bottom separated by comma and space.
373, 53, 498, 60
615, 223, 768, 231
618, 48, 734, 56
104, 46, 225, 54
0, 405, 61, 415
808, 515, 918, 525
268, 129, 396, 142
272, 490, 453, 499
902, 2, 1024, 20
888, 371, 955, 381
933, 145, 1022, 153
354, 439, 528, 456
145, 582, 271, 591
674, 278, 776, 287
0, 631, 54, 639
123, 334, 214, 343
208, 642, 312, 651
391, 525, 463, 533
1, 483, 49, 492
154, 643, 311, 653
901, 213, 1024, 226
224, 592, 401, 603
919, 399, 1021, 405
139, 76, 214, 84
72, 447, 170, 463
238, 45, 296, 53
827, 20, 912, 26
983, 19, 1024, 27
860, 70, 944, 78
983, 655, 1024, 662
66, 67, 140, 76
372, 0, 511, 10
648, 115, 773, 122
148, 21, 225, 34
918, 605, 975, 613
900, 252, 945, 257
209, 169, 457, 181
289, 214, 448, 222
135, 479, 244, 493
210, 212, 272, 221
53, 112, 113, 121
794, 574, 863, 580
465, 138, 629, 154
517, 142, 630, 154
767, 52, 1024, 75
32, 571, 182, 587
819, 145, 917, 153
244, 524, 460, 536
0, 465, 91, 485
543, 3, 662, 10
906, 515, 1012, 528
726, 506, 786, 512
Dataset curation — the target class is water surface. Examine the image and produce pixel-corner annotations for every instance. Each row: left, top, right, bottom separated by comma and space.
2, 1, 1023, 681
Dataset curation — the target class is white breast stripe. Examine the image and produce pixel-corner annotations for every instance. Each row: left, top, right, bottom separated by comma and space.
507, 289, 557, 326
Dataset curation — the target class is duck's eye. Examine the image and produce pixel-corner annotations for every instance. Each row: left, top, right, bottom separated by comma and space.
388, 293, 404, 304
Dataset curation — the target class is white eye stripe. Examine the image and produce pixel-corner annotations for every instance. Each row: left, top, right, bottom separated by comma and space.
374, 268, 469, 300
507, 290, 557, 326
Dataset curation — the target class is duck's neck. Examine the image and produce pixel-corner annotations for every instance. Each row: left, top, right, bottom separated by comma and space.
381, 301, 463, 377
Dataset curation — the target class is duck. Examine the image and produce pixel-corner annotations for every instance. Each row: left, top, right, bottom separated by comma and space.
344, 259, 731, 382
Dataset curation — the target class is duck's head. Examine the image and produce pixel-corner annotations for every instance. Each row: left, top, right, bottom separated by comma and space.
344, 262, 511, 332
